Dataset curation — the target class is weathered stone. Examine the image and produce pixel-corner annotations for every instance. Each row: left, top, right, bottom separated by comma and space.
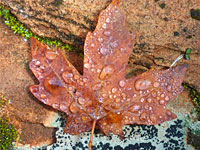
0, 0, 200, 148
1, 0, 199, 90
0, 18, 82, 147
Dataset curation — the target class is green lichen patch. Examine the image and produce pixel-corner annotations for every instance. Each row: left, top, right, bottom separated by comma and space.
183, 83, 200, 113
0, 118, 18, 150
0, 5, 82, 54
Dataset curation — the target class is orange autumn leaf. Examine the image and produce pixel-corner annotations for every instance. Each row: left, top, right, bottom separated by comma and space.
29, 0, 188, 149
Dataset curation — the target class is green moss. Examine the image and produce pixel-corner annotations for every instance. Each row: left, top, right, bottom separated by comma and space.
183, 83, 200, 112
0, 95, 7, 108
0, 5, 82, 54
0, 118, 18, 150
0, 96, 5, 107
185, 48, 191, 60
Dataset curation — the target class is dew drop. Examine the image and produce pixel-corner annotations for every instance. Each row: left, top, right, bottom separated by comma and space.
81, 115, 91, 122
135, 79, 151, 91
140, 113, 147, 121
45, 50, 57, 60
109, 95, 113, 99
149, 106, 153, 111
106, 18, 110, 23
74, 75, 79, 80
31, 86, 38, 93
99, 65, 115, 80
166, 110, 172, 116
84, 57, 89, 63
140, 98, 145, 102
62, 72, 73, 83
40, 94, 46, 99
150, 114, 157, 123
147, 97, 152, 103
91, 82, 100, 89
97, 69, 101, 73
167, 85, 172, 91
144, 104, 149, 109
84, 63, 91, 69
124, 118, 129, 124
110, 41, 118, 48
70, 102, 79, 113
98, 37, 103, 42
102, 23, 107, 29
60, 104, 67, 111
52, 103, 59, 109
40, 98, 48, 104
115, 98, 121, 103
99, 97, 104, 103
111, 87, 117, 94
79, 81, 84, 86
102, 93, 107, 98
120, 48, 126, 53
161, 94, 165, 98
100, 47, 109, 55
83, 78, 88, 82
121, 93, 126, 99
40, 66, 45, 70
35, 61, 40, 66
157, 91, 161, 96
104, 31, 111, 36
153, 82, 160, 88
91, 68, 96, 72
131, 105, 141, 112
91, 43, 95, 47
44, 77, 63, 94
87, 108, 93, 113
78, 97, 86, 105
68, 86, 74, 92
152, 91, 157, 97
165, 96, 170, 101
119, 80, 125, 87
159, 99, 165, 105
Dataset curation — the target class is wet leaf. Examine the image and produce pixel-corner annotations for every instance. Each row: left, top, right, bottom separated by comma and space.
29, 0, 188, 149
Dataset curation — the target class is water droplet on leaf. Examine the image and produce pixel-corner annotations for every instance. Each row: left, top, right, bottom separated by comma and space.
135, 79, 151, 90
99, 65, 115, 80
45, 50, 57, 60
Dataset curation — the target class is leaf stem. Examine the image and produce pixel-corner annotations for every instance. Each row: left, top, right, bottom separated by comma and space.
88, 120, 97, 150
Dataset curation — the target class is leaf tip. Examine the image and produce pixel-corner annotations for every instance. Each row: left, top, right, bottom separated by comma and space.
112, 0, 119, 6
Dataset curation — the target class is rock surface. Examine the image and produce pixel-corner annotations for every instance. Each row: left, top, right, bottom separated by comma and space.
0, 17, 82, 147
0, 0, 200, 149
0, 0, 200, 91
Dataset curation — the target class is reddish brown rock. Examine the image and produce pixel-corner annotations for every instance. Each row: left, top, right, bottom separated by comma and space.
0, 0, 199, 91
0, 18, 81, 147
0, 0, 200, 147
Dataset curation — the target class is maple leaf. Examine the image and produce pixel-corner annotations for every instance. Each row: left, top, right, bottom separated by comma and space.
29, 0, 188, 149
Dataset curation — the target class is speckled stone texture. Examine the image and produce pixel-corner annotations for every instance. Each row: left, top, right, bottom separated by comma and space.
44, 91, 198, 150
47, 118, 190, 150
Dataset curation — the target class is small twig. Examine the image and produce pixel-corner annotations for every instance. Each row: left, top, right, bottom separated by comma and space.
170, 54, 184, 67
